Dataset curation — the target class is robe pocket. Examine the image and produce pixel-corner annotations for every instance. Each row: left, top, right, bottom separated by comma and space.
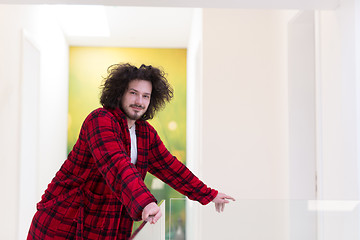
37, 187, 79, 210
55, 192, 80, 239
82, 189, 116, 230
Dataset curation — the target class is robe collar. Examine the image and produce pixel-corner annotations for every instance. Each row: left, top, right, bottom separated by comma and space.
107, 107, 148, 177
109, 107, 145, 131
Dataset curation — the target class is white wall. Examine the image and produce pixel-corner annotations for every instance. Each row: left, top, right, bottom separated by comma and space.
194, 4, 360, 239
199, 9, 294, 240
288, 11, 317, 200
356, 0, 360, 204
317, 0, 359, 201
18, 30, 41, 240
288, 11, 317, 240
0, 5, 69, 239
186, 8, 203, 240
316, 0, 360, 239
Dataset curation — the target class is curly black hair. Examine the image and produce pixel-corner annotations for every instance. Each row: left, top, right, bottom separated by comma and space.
100, 63, 174, 120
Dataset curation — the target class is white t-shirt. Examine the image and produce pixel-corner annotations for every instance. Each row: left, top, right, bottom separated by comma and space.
129, 124, 138, 165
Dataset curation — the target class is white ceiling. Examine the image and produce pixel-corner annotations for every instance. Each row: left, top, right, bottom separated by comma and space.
54, 6, 194, 48
0, 0, 339, 48
0, 0, 340, 9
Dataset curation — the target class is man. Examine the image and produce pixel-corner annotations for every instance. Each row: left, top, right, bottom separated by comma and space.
27, 63, 234, 239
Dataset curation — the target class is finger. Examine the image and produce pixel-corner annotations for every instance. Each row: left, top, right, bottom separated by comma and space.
143, 210, 153, 221
147, 210, 161, 224
152, 210, 162, 224
142, 202, 160, 221
221, 203, 225, 212
224, 195, 236, 201
142, 211, 148, 221
144, 213, 154, 222
146, 216, 154, 223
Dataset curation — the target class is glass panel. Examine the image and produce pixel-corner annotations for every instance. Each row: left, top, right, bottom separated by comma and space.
169, 198, 186, 240
132, 199, 360, 239
169, 199, 360, 240
131, 200, 166, 240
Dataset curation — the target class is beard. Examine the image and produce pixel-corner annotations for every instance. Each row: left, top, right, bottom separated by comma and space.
121, 104, 146, 121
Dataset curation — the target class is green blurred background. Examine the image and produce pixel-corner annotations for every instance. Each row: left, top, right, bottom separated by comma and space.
68, 47, 187, 239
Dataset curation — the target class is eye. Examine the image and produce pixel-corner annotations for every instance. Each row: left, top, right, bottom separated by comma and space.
130, 91, 136, 95
143, 95, 150, 99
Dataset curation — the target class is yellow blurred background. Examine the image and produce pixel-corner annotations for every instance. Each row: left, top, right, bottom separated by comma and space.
68, 47, 187, 238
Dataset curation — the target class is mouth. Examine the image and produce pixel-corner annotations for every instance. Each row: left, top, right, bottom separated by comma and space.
130, 104, 144, 111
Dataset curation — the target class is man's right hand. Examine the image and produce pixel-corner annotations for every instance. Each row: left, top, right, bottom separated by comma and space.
142, 202, 162, 224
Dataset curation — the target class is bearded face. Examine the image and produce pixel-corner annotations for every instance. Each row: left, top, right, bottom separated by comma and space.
121, 79, 152, 123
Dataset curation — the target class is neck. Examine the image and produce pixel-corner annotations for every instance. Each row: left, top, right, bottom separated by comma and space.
127, 119, 135, 129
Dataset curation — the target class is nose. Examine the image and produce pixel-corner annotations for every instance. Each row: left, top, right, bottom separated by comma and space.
135, 94, 143, 105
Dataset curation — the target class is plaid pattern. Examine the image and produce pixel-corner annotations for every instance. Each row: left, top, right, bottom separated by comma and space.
27, 108, 217, 239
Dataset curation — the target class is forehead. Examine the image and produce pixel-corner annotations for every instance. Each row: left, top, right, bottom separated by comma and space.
127, 79, 152, 93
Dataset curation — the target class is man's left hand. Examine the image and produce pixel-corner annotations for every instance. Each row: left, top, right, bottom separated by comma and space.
212, 192, 236, 212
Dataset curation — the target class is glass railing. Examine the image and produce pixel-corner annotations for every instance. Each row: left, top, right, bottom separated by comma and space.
132, 199, 360, 240
169, 198, 186, 240
131, 200, 166, 240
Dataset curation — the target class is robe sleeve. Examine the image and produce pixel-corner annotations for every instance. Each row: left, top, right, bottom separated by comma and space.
147, 127, 218, 205
84, 110, 156, 221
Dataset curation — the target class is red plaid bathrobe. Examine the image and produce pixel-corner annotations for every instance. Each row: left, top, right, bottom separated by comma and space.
27, 108, 217, 240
